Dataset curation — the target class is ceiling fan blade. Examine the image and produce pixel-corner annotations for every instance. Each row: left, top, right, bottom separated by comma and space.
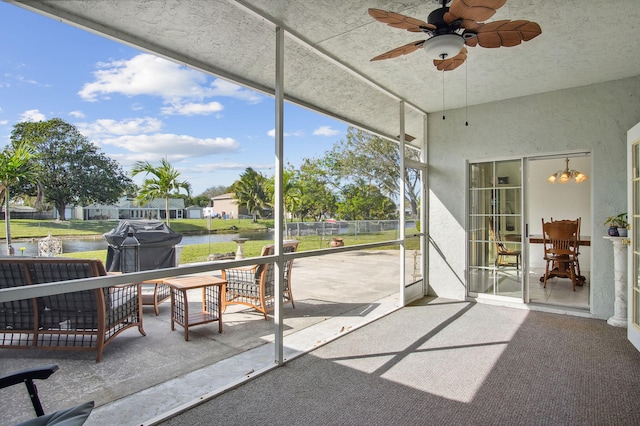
469, 20, 542, 48
368, 8, 436, 33
445, 0, 507, 24
370, 40, 425, 61
433, 47, 468, 71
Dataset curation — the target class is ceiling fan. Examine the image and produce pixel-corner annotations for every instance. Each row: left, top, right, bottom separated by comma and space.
368, 0, 541, 71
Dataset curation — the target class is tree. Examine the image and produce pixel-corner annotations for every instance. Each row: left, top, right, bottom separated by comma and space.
131, 158, 192, 226
336, 179, 397, 220
0, 143, 35, 255
191, 185, 230, 208
326, 126, 421, 216
296, 158, 337, 221
231, 167, 269, 222
10, 118, 132, 221
199, 185, 230, 200
191, 195, 212, 208
265, 166, 302, 223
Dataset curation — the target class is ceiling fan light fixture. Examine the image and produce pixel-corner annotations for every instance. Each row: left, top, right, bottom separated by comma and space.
423, 34, 464, 60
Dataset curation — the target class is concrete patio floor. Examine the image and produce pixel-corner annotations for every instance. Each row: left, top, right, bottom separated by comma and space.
1, 250, 403, 425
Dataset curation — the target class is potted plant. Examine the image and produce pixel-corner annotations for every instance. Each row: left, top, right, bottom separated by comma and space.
604, 213, 628, 237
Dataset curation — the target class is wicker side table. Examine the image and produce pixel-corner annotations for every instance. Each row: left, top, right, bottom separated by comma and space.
165, 276, 227, 341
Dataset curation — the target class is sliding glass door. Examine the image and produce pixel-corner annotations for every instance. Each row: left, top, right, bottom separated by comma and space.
468, 159, 523, 298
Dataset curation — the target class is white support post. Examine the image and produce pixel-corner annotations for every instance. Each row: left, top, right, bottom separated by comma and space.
274, 26, 285, 363
422, 114, 429, 297
399, 101, 406, 305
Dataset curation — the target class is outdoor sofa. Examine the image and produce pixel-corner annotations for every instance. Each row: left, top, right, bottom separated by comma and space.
0, 257, 145, 362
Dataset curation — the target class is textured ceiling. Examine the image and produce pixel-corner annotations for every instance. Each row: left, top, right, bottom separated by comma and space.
7, 0, 640, 143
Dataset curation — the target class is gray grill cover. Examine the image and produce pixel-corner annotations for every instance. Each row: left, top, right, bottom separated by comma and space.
103, 220, 183, 272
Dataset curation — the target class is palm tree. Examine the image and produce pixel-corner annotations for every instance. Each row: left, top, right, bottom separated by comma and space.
0, 143, 35, 255
232, 168, 268, 222
131, 158, 191, 226
280, 169, 302, 235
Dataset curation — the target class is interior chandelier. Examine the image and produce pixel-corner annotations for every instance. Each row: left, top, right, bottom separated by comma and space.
547, 157, 588, 184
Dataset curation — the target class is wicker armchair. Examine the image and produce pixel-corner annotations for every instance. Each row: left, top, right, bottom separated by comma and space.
140, 281, 171, 316
221, 241, 298, 320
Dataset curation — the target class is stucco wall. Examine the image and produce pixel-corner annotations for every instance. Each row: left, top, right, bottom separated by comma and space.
427, 76, 640, 319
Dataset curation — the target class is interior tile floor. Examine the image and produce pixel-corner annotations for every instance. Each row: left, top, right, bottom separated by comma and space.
469, 266, 590, 310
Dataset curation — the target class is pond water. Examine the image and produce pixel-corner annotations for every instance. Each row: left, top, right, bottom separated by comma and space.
10, 231, 273, 257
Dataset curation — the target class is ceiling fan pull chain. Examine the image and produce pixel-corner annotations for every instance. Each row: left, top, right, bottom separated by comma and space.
465, 60, 469, 126
442, 70, 446, 120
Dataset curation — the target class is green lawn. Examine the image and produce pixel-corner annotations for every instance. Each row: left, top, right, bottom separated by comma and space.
60, 228, 417, 264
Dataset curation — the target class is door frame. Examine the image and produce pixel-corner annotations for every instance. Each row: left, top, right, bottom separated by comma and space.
627, 121, 640, 351
404, 159, 428, 304
467, 153, 592, 308
466, 157, 525, 302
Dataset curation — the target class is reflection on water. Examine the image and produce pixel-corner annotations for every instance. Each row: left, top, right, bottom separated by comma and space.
10, 231, 273, 257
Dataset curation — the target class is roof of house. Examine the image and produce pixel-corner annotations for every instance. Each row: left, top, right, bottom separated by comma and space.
116, 197, 185, 210
211, 193, 236, 201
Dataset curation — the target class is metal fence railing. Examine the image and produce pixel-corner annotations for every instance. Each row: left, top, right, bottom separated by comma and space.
283, 220, 417, 248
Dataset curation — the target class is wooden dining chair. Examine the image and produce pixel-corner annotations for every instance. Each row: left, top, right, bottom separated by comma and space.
542, 218, 580, 290
488, 219, 521, 270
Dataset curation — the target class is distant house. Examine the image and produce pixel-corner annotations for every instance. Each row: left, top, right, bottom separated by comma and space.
211, 193, 248, 219
185, 205, 203, 219
82, 197, 185, 221
83, 203, 119, 220
2, 205, 53, 220
116, 197, 185, 220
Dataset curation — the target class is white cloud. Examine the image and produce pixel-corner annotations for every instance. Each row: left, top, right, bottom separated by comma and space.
0, 119, 8, 125
69, 110, 85, 119
192, 161, 272, 173
100, 133, 239, 161
79, 54, 208, 102
15, 75, 38, 85
78, 53, 264, 105
314, 125, 340, 136
209, 79, 263, 104
161, 101, 223, 116
20, 109, 46, 122
77, 117, 163, 139
267, 129, 304, 138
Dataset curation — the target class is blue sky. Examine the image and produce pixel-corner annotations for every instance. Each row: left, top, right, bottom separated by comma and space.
0, 3, 347, 196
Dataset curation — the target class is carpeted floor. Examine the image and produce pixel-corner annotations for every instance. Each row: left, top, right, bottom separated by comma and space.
160, 298, 640, 426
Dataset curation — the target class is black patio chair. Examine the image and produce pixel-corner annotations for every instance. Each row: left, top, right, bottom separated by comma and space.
0, 364, 94, 426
